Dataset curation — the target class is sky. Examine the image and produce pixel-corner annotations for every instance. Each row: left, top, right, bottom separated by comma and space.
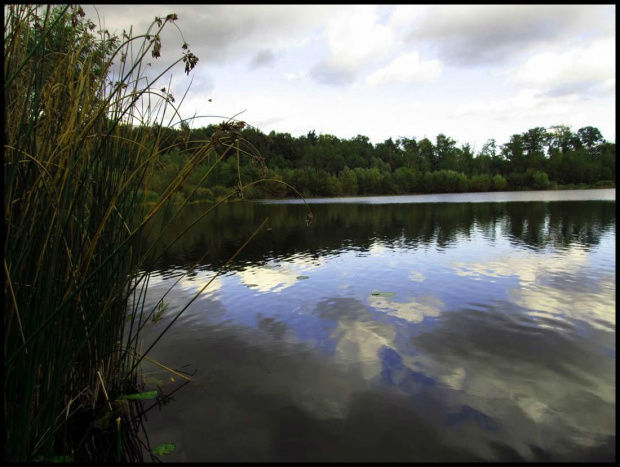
83, 4, 615, 151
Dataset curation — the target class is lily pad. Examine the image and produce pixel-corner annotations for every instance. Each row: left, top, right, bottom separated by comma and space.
296, 275, 310, 280
371, 292, 396, 298
153, 443, 175, 456
116, 391, 158, 401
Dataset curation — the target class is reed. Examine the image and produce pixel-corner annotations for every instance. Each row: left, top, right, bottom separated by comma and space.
2, 4, 243, 461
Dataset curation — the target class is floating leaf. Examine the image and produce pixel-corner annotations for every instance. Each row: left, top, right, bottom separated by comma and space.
296, 276, 309, 280
371, 292, 396, 298
116, 391, 158, 400
153, 443, 175, 456
51, 454, 72, 463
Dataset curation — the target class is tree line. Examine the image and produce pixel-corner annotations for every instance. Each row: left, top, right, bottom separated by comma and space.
141, 123, 615, 202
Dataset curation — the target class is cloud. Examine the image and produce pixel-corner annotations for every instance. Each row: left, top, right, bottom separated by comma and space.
409, 271, 426, 282
249, 49, 276, 69
314, 297, 396, 380
515, 38, 615, 97
236, 256, 323, 293
368, 293, 444, 323
237, 264, 299, 293
177, 270, 223, 297
84, 5, 343, 66
450, 88, 580, 123
404, 5, 614, 67
310, 60, 357, 86
310, 5, 397, 85
452, 245, 615, 332
411, 302, 615, 451
365, 51, 442, 88
284, 70, 308, 81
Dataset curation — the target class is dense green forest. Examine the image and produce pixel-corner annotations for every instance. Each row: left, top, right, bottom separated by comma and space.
140, 123, 615, 203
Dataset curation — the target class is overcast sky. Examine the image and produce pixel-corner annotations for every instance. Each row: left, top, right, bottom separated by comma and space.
84, 4, 615, 151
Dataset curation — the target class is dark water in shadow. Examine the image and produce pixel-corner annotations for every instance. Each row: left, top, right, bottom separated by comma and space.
135, 191, 615, 461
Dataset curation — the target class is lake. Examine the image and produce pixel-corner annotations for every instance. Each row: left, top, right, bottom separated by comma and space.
134, 189, 615, 461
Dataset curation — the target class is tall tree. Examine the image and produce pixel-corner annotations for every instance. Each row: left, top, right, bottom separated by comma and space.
548, 125, 580, 155
521, 127, 549, 171
457, 143, 474, 176
577, 126, 604, 149
436, 133, 459, 172
501, 134, 526, 173
418, 137, 435, 173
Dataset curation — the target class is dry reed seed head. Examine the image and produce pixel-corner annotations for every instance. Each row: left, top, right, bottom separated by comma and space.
71, 6, 86, 27
183, 52, 199, 75
151, 35, 161, 59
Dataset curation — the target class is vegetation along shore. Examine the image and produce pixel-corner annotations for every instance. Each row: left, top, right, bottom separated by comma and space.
141, 120, 614, 204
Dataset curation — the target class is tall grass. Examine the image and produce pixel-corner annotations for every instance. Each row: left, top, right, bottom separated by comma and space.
3, 4, 294, 461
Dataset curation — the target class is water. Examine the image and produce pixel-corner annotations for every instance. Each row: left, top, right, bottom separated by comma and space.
135, 190, 615, 461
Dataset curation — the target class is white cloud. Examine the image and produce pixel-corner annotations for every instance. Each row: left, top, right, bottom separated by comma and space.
406, 5, 614, 67
236, 256, 323, 293
284, 70, 308, 81
452, 246, 615, 331
177, 270, 223, 297
409, 271, 426, 282
368, 294, 444, 323
515, 38, 615, 95
387, 5, 427, 30
332, 318, 395, 380
311, 5, 398, 85
450, 89, 580, 126
324, 5, 396, 71
365, 51, 442, 88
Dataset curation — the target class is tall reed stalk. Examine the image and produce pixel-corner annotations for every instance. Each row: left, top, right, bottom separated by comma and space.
2, 4, 255, 461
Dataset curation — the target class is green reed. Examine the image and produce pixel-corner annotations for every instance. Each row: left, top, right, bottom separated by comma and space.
2, 4, 247, 461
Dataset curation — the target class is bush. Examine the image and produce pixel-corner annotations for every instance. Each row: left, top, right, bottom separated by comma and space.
532, 171, 550, 190
507, 173, 527, 190
469, 174, 492, 192
594, 180, 615, 188
492, 174, 508, 191
212, 185, 231, 201
422, 172, 435, 193
456, 172, 469, 192
193, 187, 214, 202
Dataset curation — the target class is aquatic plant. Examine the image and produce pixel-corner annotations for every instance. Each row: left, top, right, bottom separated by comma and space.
3, 4, 230, 461
4, 4, 314, 460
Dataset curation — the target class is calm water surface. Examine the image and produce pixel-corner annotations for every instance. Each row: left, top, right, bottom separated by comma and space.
135, 190, 615, 461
